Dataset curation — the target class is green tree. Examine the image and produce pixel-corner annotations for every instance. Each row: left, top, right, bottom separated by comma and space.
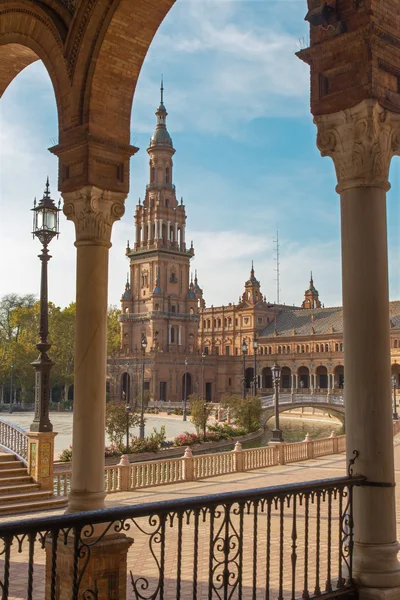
189, 394, 214, 435
50, 303, 76, 402
106, 401, 141, 448
221, 394, 262, 432
107, 305, 121, 355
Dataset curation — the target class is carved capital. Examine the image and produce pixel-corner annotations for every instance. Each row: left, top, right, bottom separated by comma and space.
62, 186, 126, 246
314, 100, 400, 192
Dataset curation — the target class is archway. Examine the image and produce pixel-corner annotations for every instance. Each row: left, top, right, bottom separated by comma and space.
121, 372, 131, 404
392, 364, 400, 387
334, 365, 344, 389
262, 367, 272, 389
316, 365, 328, 389
245, 367, 254, 390
182, 372, 192, 400
281, 366, 291, 390
298, 366, 309, 389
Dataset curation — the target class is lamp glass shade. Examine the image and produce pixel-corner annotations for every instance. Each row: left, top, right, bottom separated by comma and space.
393, 376, 397, 388
271, 363, 281, 381
253, 339, 258, 350
141, 336, 147, 349
241, 342, 247, 354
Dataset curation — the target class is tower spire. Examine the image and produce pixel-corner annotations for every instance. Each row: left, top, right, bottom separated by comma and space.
251, 260, 254, 277
160, 75, 164, 105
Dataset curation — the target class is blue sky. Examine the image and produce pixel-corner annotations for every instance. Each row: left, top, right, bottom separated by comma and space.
0, 0, 399, 309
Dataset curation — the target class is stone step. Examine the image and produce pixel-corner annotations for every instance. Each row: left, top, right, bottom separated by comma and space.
0, 482, 40, 495
0, 496, 68, 515
0, 460, 25, 470
0, 474, 32, 484
0, 490, 54, 505
0, 453, 16, 462
0, 467, 28, 478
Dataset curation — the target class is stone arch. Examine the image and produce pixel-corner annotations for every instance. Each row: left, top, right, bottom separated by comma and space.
84, 0, 174, 143
182, 372, 192, 400
334, 365, 344, 389
281, 366, 291, 389
298, 366, 309, 388
262, 367, 272, 389
316, 365, 328, 389
121, 372, 131, 402
0, 6, 70, 130
245, 367, 254, 390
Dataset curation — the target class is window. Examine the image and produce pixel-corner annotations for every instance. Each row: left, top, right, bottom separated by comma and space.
224, 318, 227, 327
235, 348, 239, 356
203, 320, 206, 329
297, 345, 300, 353
151, 166, 156, 182
335, 343, 339, 351
171, 305, 176, 313
204, 346, 209, 355
160, 382, 167, 401
301, 345, 305, 353
235, 319, 238, 326
306, 345, 310, 352
207, 319, 211, 328
394, 339, 398, 348
170, 327, 175, 343
165, 167, 170, 183
340, 343, 344, 352
225, 346, 230, 356
189, 308, 194, 315
217, 318, 221, 328
228, 317, 232, 327
215, 347, 219, 355
155, 304, 159, 311
278, 346, 281, 354
325, 344, 329, 352
316, 344, 320, 352
228, 378, 232, 386
166, 198, 169, 208
258, 317, 263, 324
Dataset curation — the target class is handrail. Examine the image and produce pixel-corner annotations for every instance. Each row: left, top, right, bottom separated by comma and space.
0, 417, 28, 465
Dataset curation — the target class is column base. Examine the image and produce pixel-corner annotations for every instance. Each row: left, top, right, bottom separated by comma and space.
66, 489, 107, 513
354, 541, 400, 588
45, 533, 133, 600
359, 587, 400, 600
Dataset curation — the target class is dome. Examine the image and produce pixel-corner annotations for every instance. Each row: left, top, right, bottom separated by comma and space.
153, 286, 162, 295
150, 126, 173, 147
123, 289, 131, 299
188, 290, 196, 299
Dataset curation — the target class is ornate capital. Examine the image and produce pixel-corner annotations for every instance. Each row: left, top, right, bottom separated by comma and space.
62, 186, 126, 246
314, 100, 400, 192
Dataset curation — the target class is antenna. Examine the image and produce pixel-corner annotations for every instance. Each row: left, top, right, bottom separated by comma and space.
273, 229, 280, 305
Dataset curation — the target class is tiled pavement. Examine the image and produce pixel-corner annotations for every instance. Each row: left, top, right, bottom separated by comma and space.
2, 435, 400, 599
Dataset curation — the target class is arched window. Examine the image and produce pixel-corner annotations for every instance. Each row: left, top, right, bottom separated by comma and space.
155, 304, 159, 311
215, 347, 219, 355
282, 346, 286, 354
269, 347, 272, 355
204, 346, 209, 355
335, 343, 339, 351
394, 339, 398, 348
203, 320, 206, 329
278, 346, 281, 354
189, 308, 194, 315
316, 344, 320, 352
165, 167, 170, 183
340, 343, 344, 352
170, 327, 175, 343
228, 317, 232, 326
151, 166, 156, 182
301, 345, 305, 353
297, 345, 300, 353
218, 318, 221, 328
207, 319, 211, 328
287, 345, 291, 353
325, 344, 329, 352
306, 345, 310, 352
214, 319, 217, 328
224, 318, 227, 327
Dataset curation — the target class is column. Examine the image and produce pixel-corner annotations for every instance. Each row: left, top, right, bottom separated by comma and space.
174, 222, 178, 245
135, 222, 140, 246
167, 220, 171, 242
159, 219, 163, 239
315, 100, 400, 594
154, 219, 158, 240
295, 373, 299, 390
63, 186, 126, 512
181, 223, 186, 249
147, 220, 151, 243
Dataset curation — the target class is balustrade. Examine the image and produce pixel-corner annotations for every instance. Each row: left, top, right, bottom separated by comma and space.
0, 418, 28, 463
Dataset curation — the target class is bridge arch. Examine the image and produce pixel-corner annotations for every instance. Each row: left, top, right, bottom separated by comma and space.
297, 366, 310, 388
334, 365, 344, 389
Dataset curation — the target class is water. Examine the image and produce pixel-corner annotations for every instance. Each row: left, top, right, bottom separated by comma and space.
243, 416, 344, 449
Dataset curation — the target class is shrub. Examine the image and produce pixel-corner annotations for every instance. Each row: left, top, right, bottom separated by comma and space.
106, 401, 142, 447
173, 432, 202, 447
188, 394, 214, 434
221, 395, 262, 432
58, 446, 73, 462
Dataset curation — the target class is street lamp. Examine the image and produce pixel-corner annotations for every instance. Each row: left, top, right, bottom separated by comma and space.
201, 352, 206, 402
125, 403, 132, 453
125, 362, 130, 406
241, 341, 248, 400
392, 376, 398, 421
183, 357, 188, 421
30, 178, 60, 432
203, 403, 208, 441
252, 338, 258, 396
271, 362, 284, 442
300, 379, 304, 402
140, 333, 147, 439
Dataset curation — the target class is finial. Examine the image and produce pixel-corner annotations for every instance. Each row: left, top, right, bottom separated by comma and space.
181, 197, 183, 205
33, 197, 36, 208
127, 240, 130, 248
251, 260, 254, 276
44, 176, 50, 199
191, 240, 193, 248
126, 272, 129, 284
160, 75, 164, 104
195, 269, 198, 283
138, 197, 141, 205
190, 271, 193, 284
310, 270, 313, 285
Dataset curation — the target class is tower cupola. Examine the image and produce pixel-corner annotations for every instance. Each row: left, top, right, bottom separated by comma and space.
302, 271, 321, 309
149, 78, 173, 149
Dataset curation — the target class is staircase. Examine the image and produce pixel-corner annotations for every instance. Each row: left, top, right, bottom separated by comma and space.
0, 451, 68, 515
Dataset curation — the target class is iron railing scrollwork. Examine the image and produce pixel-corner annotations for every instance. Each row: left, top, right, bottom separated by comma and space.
0, 417, 28, 464
0, 475, 364, 599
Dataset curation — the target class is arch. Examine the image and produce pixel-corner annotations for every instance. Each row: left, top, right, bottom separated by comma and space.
391, 364, 400, 387
298, 366, 309, 388
262, 367, 272, 389
245, 367, 254, 390
182, 372, 192, 400
334, 365, 344, 388
121, 372, 131, 402
86, 0, 174, 143
316, 365, 328, 389
281, 366, 291, 389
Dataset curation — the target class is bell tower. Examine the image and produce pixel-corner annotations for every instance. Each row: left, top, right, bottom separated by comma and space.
121, 82, 199, 355
302, 272, 321, 309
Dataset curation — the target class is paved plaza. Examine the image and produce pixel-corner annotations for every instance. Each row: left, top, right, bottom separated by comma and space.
2, 434, 400, 599
3, 412, 196, 457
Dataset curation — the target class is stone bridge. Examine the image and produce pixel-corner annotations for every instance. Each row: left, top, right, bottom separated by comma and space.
260, 393, 345, 426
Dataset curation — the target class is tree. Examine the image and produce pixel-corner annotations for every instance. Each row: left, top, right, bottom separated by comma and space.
107, 306, 121, 355
221, 394, 262, 432
50, 303, 76, 402
189, 394, 214, 435
105, 401, 141, 448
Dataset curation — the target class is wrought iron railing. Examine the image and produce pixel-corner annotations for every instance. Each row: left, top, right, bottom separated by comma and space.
0, 417, 28, 464
0, 475, 363, 599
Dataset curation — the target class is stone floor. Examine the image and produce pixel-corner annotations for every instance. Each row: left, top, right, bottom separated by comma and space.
1, 435, 400, 599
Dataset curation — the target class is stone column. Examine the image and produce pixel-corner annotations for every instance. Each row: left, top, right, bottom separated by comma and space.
315, 100, 400, 596
63, 186, 126, 512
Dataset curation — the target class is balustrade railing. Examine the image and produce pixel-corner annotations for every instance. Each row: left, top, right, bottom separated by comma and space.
0, 475, 364, 599
0, 417, 28, 464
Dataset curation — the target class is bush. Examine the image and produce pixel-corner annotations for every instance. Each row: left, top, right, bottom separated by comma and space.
58, 446, 73, 462
106, 401, 142, 447
188, 394, 214, 434
129, 426, 166, 454
221, 395, 262, 432
173, 432, 202, 446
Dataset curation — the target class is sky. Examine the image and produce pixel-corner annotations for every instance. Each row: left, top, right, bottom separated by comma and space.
0, 0, 399, 310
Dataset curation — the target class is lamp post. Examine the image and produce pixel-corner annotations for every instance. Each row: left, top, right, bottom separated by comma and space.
392, 375, 398, 421
271, 362, 284, 442
241, 341, 248, 400
183, 357, 188, 421
203, 403, 207, 441
139, 333, 147, 439
252, 338, 258, 396
125, 362, 130, 406
201, 352, 206, 402
300, 379, 304, 402
125, 403, 132, 453
9, 364, 14, 414
30, 178, 60, 432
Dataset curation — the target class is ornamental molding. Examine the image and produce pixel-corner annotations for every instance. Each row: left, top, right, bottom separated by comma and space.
63, 186, 126, 245
315, 100, 400, 192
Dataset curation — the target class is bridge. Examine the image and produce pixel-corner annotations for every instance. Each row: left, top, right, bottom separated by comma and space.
260, 393, 345, 425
